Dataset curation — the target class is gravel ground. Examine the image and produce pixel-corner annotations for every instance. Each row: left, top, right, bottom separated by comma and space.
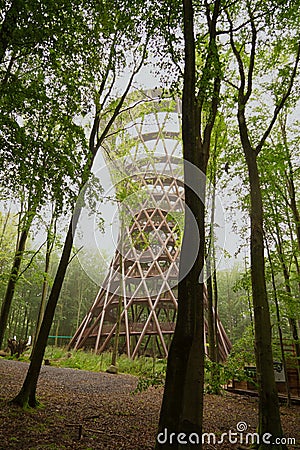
0, 359, 158, 450
0, 359, 299, 450
1, 359, 137, 393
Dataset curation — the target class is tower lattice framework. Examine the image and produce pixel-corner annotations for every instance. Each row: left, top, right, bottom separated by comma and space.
69, 91, 231, 360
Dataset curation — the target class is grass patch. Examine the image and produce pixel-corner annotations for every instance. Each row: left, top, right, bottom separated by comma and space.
18, 346, 167, 379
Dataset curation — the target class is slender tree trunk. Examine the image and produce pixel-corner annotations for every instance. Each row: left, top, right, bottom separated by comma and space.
206, 174, 217, 362
157, 0, 221, 445
265, 237, 291, 407
10, 44, 145, 403
225, 272, 234, 337
0, 207, 11, 249
244, 256, 254, 336
21, 304, 28, 340
212, 251, 219, 362
280, 116, 300, 252
227, 7, 300, 445
210, 169, 220, 363
273, 217, 300, 380
32, 223, 53, 351
76, 282, 83, 330
8, 308, 15, 339
111, 293, 122, 366
206, 255, 216, 361
206, 176, 220, 392
11, 209, 81, 408
54, 307, 61, 347
12, 306, 19, 338
243, 148, 285, 447
0, 228, 29, 348
111, 250, 124, 369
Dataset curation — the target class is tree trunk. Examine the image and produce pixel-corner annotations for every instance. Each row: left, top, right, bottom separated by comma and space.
32, 226, 52, 351
212, 253, 219, 362
287, 176, 300, 252
206, 254, 216, 362
0, 228, 29, 348
8, 21, 144, 406
206, 176, 217, 363
243, 148, 285, 448
206, 176, 220, 392
265, 237, 291, 407
0, 207, 11, 249
280, 116, 300, 252
244, 256, 254, 336
274, 216, 300, 380
111, 250, 124, 368
54, 302, 63, 347
156, 0, 223, 443
156, 1, 205, 447
281, 262, 300, 380
11, 210, 80, 408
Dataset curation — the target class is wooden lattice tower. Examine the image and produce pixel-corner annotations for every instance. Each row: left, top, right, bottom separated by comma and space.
69, 91, 231, 360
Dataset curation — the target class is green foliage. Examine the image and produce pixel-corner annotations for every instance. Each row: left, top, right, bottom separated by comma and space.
166, 211, 184, 248
20, 347, 167, 382
204, 354, 253, 394
216, 266, 253, 344
0, 0, 299, 425
44, 348, 102, 372
134, 369, 166, 393
228, 326, 256, 366
117, 354, 166, 378
204, 359, 223, 394
204, 345, 260, 394
0, 213, 105, 344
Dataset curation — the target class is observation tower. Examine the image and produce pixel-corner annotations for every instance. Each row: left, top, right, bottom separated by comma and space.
69, 91, 231, 360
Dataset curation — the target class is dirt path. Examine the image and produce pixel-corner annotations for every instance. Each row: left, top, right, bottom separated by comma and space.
0, 359, 159, 450
0, 359, 299, 449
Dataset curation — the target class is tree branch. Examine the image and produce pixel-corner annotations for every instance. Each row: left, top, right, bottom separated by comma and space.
167, 7, 184, 79
226, 9, 246, 103
244, 7, 256, 103
89, 34, 118, 154
94, 36, 150, 155
223, 77, 239, 90
67, 246, 83, 267
255, 41, 300, 154
17, 241, 46, 281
